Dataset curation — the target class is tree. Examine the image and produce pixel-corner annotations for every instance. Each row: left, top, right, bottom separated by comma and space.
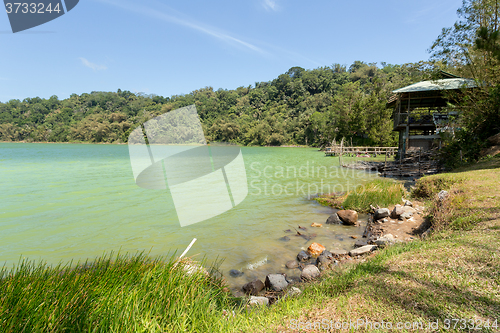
430, 0, 500, 166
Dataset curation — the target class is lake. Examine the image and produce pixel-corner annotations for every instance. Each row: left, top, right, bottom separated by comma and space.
0, 143, 379, 288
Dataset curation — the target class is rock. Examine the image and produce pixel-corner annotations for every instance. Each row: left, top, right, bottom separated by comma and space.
401, 212, 412, 219
421, 228, 432, 239
354, 239, 368, 248
307, 243, 326, 257
351, 235, 358, 239
337, 210, 358, 225
297, 250, 311, 262
265, 274, 288, 291
316, 254, 336, 271
349, 245, 377, 256
326, 213, 342, 224
229, 269, 244, 278
286, 287, 302, 297
248, 296, 269, 307
311, 223, 322, 228
330, 249, 348, 256
403, 206, 416, 214
279, 236, 290, 242
392, 205, 415, 219
374, 208, 390, 220
438, 190, 449, 201
400, 206, 416, 219
320, 250, 334, 259
301, 265, 320, 280
242, 280, 265, 296
403, 199, 413, 207
391, 204, 405, 219
285, 276, 302, 285
375, 234, 395, 247
285, 260, 299, 269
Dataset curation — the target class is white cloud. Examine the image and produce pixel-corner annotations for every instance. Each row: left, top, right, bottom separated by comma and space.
262, 0, 279, 11
79, 57, 107, 71
96, 0, 266, 54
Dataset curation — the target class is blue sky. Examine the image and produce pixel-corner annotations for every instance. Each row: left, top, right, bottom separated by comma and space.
0, 0, 463, 102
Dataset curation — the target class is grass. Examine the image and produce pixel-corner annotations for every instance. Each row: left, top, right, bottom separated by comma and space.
261, 222, 500, 332
0, 253, 244, 332
412, 155, 500, 230
315, 178, 406, 212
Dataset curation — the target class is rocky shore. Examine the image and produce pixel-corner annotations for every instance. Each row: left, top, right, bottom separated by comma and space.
230, 199, 429, 308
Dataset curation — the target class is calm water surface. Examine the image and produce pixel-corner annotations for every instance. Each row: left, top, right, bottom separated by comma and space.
0, 143, 379, 287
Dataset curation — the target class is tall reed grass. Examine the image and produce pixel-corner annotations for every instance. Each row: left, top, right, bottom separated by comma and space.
316, 179, 405, 212
0, 253, 241, 332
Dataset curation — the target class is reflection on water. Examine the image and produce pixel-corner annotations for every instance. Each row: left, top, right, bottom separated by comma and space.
0, 143, 378, 288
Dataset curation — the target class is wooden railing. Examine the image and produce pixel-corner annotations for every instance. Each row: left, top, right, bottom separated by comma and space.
325, 146, 398, 157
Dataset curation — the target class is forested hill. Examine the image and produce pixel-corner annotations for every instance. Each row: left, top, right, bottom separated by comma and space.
0, 61, 439, 147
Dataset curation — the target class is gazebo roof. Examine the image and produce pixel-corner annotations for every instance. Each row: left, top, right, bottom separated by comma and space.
392, 78, 477, 94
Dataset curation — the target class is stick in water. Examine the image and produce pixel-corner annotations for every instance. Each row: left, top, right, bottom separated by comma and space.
178, 238, 197, 261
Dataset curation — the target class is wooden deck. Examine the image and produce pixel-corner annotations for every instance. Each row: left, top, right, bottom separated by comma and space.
324, 146, 398, 157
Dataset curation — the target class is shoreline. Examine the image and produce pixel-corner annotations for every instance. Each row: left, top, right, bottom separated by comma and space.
2, 156, 499, 331
230, 199, 428, 299
0, 140, 313, 148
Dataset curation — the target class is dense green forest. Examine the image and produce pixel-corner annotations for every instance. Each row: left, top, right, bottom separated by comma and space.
0, 61, 440, 147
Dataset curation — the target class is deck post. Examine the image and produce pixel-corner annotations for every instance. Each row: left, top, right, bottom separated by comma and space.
384, 151, 387, 177
419, 147, 422, 176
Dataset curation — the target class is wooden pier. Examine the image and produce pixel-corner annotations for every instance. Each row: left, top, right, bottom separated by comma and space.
324, 146, 397, 157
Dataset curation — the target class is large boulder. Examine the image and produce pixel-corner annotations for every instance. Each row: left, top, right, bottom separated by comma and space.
301, 265, 320, 280
326, 213, 342, 224
374, 208, 390, 220
349, 245, 377, 256
337, 210, 358, 225
307, 242, 326, 257
265, 274, 288, 291
242, 279, 265, 296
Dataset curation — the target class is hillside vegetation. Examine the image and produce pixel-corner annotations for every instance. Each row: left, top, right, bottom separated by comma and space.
0, 61, 438, 147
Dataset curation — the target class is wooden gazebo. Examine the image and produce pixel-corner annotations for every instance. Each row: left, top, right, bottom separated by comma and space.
387, 71, 476, 156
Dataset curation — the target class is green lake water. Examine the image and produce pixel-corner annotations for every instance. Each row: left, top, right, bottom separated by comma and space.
0, 143, 379, 288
